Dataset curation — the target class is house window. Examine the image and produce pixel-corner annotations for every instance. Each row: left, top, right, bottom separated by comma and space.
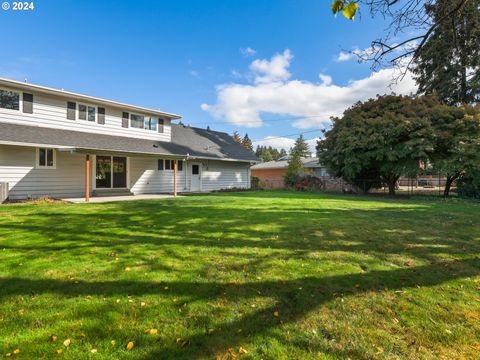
131, 114, 159, 131
0, 89, 20, 110
158, 159, 183, 171
78, 104, 96, 122
145, 117, 158, 131
37, 148, 56, 169
131, 114, 145, 129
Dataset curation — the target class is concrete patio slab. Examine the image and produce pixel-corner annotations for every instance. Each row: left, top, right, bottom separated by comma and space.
63, 194, 179, 203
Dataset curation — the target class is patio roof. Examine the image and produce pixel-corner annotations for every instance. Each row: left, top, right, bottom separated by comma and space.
0, 123, 258, 162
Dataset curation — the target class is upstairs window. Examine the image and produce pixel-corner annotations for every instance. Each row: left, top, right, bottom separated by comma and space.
78, 104, 96, 122
130, 113, 160, 131
130, 114, 145, 129
36, 148, 56, 169
0, 89, 20, 110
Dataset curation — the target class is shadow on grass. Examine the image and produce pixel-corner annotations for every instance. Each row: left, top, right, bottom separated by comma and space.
0, 257, 479, 358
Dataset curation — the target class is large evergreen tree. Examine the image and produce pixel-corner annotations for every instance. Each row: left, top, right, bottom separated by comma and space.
241, 133, 253, 151
284, 151, 304, 188
413, 0, 480, 105
291, 134, 310, 158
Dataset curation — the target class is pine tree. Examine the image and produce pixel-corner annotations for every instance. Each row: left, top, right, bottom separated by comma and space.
291, 134, 310, 158
414, 0, 480, 105
241, 133, 253, 151
279, 149, 288, 158
232, 131, 242, 144
284, 151, 304, 187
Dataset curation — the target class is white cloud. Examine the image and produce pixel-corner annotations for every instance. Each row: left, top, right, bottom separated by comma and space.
201, 49, 417, 129
253, 136, 320, 153
336, 51, 355, 62
240, 47, 257, 57
249, 49, 293, 84
231, 69, 242, 79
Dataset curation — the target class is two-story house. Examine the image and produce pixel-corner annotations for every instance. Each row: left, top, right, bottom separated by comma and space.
0, 77, 257, 201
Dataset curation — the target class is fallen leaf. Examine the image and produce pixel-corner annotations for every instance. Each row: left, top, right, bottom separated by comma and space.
140, 302, 146, 307
239, 346, 248, 354
13, 349, 20, 355
116, 299, 120, 303
57, 348, 63, 354
91, 348, 97, 353
125, 267, 131, 272
111, 340, 116, 346
164, 286, 169, 290
273, 311, 279, 317
5, 353, 11, 357
445, 329, 452, 334
147, 328, 158, 335
466, 312, 479, 319
63, 339, 71, 347
51, 335, 58, 342
126, 341, 135, 350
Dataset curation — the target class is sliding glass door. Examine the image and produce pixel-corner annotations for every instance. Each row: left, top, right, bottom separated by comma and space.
95, 156, 127, 189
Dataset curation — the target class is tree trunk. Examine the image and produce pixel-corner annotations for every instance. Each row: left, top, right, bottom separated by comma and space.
388, 180, 396, 195
443, 174, 458, 197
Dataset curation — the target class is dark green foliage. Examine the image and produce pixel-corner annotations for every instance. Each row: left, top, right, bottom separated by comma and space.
255, 145, 284, 162
284, 152, 304, 187
457, 169, 480, 199
291, 134, 310, 157
250, 176, 261, 190
428, 105, 480, 196
414, 0, 480, 105
241, 133, 253, 151
317, 95, 442, 195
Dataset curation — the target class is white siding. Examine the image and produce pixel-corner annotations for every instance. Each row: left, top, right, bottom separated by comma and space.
130, 158, 251, 194
199, 160, 250, 191
0, 145, 252, 200
0, 90, 172, 142
130, 157, 188, 194
0, 145, 87, 199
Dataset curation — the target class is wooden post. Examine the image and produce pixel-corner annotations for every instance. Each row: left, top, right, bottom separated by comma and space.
173, 159, 177, 197
85, 155, 90, 202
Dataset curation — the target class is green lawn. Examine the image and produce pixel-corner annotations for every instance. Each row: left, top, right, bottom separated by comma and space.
0, 191, 479, 359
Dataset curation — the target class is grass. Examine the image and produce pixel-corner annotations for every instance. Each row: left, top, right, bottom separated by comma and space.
0, 191, 479, 359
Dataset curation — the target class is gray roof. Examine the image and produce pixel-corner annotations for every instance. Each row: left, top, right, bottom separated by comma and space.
251, 157, 323, 170
0, 123, 258, 162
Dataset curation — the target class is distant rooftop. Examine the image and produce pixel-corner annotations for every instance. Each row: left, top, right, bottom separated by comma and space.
251, 157, 323, 170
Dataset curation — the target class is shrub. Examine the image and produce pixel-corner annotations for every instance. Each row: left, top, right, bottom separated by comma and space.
251, 176, 261, 190
294, 175, 325, 192
457, 170, 480, 199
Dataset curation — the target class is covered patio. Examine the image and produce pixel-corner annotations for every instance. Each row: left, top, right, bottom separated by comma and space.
64, 193, 180, 203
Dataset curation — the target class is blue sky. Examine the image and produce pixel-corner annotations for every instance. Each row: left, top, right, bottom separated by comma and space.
0, 0, 416, 150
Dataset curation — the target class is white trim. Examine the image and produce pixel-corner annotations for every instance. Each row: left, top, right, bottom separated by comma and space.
35, 147, 57, 169
0, 77, 182, 120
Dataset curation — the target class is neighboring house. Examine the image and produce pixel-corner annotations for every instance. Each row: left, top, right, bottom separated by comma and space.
251, 157, 330, 188
0, 77, 257, 201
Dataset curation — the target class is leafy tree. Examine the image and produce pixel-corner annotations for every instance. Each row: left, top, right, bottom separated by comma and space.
317, 95, 439, 195
279, 148, 288, 158
291, 134, 310, 158
232, 131, 242, 144
429, 105, 480, 196
413, 0, 480, 105
284, 151, 304, 188
241, 133, 254, 151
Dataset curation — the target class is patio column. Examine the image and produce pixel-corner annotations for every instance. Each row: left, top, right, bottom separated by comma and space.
85, 155, 90, 202
173, 159, 177, 197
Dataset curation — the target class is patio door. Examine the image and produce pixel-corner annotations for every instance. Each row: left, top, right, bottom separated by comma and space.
96, 156, 127, 189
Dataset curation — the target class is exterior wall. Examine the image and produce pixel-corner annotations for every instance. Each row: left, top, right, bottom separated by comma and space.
0, 86, 172, 142
251, 168, 286, 189
129, 157, 188, 194
0, 145, 252, 200
0, 144, 87, 199
200, 160, 250, 191
130, 158, 251, 194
